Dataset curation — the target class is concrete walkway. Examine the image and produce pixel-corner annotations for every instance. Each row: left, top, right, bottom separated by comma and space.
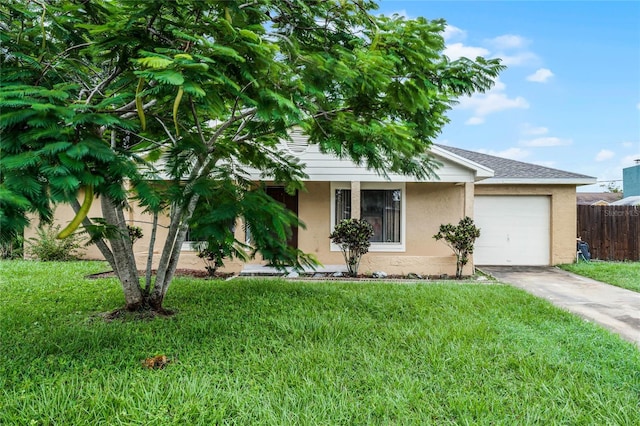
480, 266, 640, 348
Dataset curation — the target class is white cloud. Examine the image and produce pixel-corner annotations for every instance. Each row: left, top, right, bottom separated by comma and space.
621, 154, 640, 167
443, 25, 466, 41
465, 117, 485, 125
496, 51, 539, 66
520, 137, 572, 147
527, 68, 554, 83
595, 149, 615, 162
487, 35, 529, 50
477, 147, 531, 161
522, 124, 548, 135
622, 141, 634, 148
456, 77, 528, 123
444, 43, 490, 61
491, 78, 507, 91
459, 93, 529, 117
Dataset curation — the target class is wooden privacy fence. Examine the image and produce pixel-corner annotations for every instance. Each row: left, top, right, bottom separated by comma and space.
577, 205, 640, 261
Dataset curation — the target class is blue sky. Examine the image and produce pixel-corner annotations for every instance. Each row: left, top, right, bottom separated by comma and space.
377, 1, 640, 192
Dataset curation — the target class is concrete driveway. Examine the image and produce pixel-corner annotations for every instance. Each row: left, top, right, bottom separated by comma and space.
480, 266, 640, 348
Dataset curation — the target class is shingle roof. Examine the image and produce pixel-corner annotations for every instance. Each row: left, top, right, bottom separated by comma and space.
436, 144, 596, 182
576, 192, 623, 205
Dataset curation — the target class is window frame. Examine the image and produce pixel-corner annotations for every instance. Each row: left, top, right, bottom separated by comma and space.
181, 227, 201, 251
330, 182, 406, 253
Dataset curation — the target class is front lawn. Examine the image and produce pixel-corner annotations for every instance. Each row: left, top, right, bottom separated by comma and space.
559, 261, 640, 292
1, 260, 639, 424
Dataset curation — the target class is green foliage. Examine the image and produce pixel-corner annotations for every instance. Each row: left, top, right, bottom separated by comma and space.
0, 232, 23, 259
1, 0, 504, 308
188, 177, 317, 272
195, 242, 232, 277
330, 218, 375, 277
2, 261, 640, 424
127, 225, 144, 245
559, 261, 640, 293
433, 216, 481, 278
27, 225, 85, 261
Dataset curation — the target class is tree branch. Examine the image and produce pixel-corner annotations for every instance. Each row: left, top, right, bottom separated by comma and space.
35, 42, 93, 85
189, 97, 206, 145
85, 66, 122, 105
206, 107, 257, 148
154, 116, 177, 144
144, 211, 159, 294
69, 198, 115, 267
119, 99, 157, 119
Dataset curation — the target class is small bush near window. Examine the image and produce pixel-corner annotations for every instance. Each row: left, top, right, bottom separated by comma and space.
433, 216, 481, 278
195, 242, 229, 277
330, 218, 374, 277
27, 225, 85, 261
127, 225, 143, 244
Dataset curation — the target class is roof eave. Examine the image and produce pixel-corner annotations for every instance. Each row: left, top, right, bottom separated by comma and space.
430, 145, 495, 179
477, 178, 598, 185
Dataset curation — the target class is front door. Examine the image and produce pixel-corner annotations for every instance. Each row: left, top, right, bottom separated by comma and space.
266, 186, 299, 249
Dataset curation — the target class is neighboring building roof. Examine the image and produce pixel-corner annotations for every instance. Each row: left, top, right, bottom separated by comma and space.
610, 196, 640, 206
576, 192, 623, 205
435, 144, 596, 185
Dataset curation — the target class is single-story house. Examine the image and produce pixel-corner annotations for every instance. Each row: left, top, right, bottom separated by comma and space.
28, 136, 596, 275
576, 192, 623, 206
610, 196, 640, 206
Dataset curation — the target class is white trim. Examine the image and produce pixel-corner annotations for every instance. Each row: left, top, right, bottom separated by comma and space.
181, 241, 198, 251
429, 145, 494, 179
330, 182, 406, 253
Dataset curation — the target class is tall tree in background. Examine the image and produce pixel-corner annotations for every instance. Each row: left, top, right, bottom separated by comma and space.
0, 0, 504, 313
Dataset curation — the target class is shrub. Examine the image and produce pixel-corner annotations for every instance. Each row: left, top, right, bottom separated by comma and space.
433, 216, 481, 278
0, 233, 24, 259
195, 241, 230, 277
127, 225, 143, 244
329, 218, 374, 277
27, 225, 85, 261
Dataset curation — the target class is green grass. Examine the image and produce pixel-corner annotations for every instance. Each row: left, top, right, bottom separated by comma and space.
1, 260, 639, 425
559, 261, 640, 292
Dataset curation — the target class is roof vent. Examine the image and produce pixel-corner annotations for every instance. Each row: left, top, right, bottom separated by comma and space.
286, 128, 309, 154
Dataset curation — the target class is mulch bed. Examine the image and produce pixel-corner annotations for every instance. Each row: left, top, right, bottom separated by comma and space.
87, 269, 489, 282
86, 269, 234, 280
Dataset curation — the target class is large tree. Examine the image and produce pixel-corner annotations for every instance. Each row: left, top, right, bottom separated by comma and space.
0, 0, 503, 313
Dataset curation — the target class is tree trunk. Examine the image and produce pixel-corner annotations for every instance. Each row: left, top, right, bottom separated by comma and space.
148, 194, 200, 311
144, 211, 159, 296
101, 196, 143, 310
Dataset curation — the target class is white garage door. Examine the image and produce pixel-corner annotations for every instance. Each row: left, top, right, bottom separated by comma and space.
474, 195, 550, 265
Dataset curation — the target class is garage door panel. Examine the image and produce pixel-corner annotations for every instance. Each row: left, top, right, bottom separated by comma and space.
474, 196, 550, 265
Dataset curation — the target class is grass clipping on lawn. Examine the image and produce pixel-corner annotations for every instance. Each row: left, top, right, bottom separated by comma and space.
1, 260, 639, 425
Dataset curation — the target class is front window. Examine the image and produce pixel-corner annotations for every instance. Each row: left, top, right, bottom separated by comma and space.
335, 189, 352, 223
331, 183, 405, 251
182, 227, 201, 251
361, 190, 401, 243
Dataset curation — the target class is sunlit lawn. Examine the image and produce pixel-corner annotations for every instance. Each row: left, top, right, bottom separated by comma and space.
1, 260, 639, 425
559, 261, 640, 293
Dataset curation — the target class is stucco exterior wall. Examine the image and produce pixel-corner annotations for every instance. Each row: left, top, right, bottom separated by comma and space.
26, 181, 576, 274
474, 184, 578, 265
24, 188, 105, 260
290, 181, 468, 276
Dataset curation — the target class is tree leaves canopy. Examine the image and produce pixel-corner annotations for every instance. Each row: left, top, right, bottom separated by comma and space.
1, 0, 503, 265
